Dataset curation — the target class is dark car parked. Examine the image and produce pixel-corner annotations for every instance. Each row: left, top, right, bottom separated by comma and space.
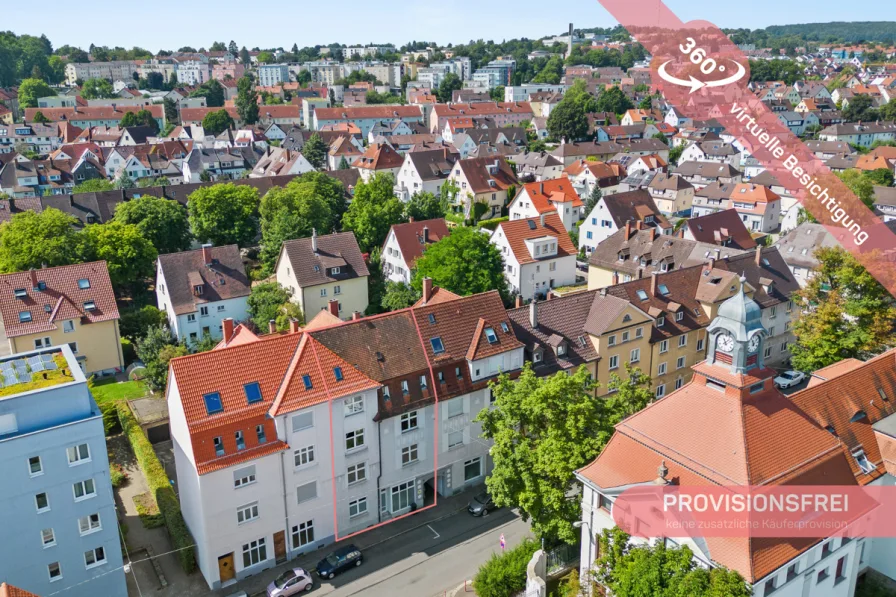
315, 545, 363, 579
468, 492, 497, 516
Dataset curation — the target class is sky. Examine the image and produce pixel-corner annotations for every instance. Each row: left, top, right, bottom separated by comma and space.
4, 0, 893, 51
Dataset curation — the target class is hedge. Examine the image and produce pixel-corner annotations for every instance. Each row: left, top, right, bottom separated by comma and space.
473, 538, 539, 597
118, 402, 196, 573
478, 216, 509, 231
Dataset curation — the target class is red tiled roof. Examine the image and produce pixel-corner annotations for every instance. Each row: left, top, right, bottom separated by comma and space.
314, 105, 423, 121
24, 105, 163, 122
433, 102, 533, 117
0, 583, 40, 597
516, 176, 582, 213
351, 143, 404, 171
385, 218, 450, 268
496, 213, 576, 265
0, 261, 119, 338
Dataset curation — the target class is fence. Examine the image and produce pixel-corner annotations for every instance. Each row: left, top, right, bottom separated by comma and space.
546, 542, 580, 576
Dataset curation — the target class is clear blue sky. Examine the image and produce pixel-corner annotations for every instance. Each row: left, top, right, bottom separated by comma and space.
4, 0, 892, 51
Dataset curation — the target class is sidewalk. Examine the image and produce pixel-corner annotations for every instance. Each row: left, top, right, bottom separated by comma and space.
221, 486, 481, 596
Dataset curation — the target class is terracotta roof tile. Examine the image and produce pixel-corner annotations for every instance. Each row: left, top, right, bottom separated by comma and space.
496, 213, 576, 265
0, 583, 40, 597
516, 177, 582, 213
685, 209, 757, 250
385, 218, 449, 268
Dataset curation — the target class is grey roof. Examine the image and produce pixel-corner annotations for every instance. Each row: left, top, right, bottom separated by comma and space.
824, 153, 860, 169
874, 186, 896, 208
582, 294, 633, 336
672, 161, 742, 178
407, 148, 459, 181
278, 231, 369, 288
774, 223, 845, 269
804, 140, 856, 155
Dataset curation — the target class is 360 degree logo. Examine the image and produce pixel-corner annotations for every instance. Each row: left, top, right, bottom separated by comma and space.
657, 36, 747, 93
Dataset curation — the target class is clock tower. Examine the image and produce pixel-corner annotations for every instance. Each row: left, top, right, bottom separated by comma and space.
706, 276, 767, 374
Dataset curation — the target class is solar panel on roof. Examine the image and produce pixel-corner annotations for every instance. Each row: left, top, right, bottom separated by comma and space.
0, 361, 13, 372
4, 371, 18, 385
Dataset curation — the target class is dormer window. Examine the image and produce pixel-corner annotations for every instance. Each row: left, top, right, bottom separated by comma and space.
484, 327, 498, 344
676, 311, 683, 321
657, 316, 665, 327
83, 301, 96, 311
401, 380, 409, 395
557, 344, 566, 356
533, 349, 543, 363
853, 449, 874, 474
193, 284, 203, 296
331, 267, 341, 275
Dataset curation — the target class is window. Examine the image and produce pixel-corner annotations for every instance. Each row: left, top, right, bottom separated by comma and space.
770, 305, 777, 318
656, 384, 666, 398
484, 327, 498, 344
41, 527, 56, 548
332, 366, 344, 382
678, 334, 687, 347
242, 538, 267, 568
345, 395, 364, 415
73, 479, 96, 500
203, 392, 223, 415
658, 362, 667, 375
853, 449, 874, 474
786, 562, 799, 582
332, 267, 341, 275
214, 436, 224, 457
448, 430, 464, 448
402, 444, 419, 465
781, 342, 788, 353
296, 481, 317, 503
347, 462, 367, 485
464, 457, 482, 481
764, 346, 772, 358
294, 445, 315, 467
320, 289, 327, 297
19, 311, 32, 323
234, 466, 256, 488
763, 578, 777, 596
292, 520, 314, 549
420, 375, 428, 389
29, 455, 43, 476
235, 430, 246, 451
48, 562, 62, 581
67, 342, 78, 355
609, 355, 619, 370
622, 331, 630, 342
217, 305, 226, 312
67, 442, 90, 465
63, 320, 75, 333
608, 335, 616, 347
599, 493, 613, 511
200, 306, 209, 317
256, 425, 266, 444
630, 348, 640, 363
350, 497, 368, 518
676, 311, 683, 321
401, 411, 418, 432
697, 337, 705, 351
675, 378, 684, 390
822, 542, 832, 558
677, 356, 685, 369
636, 327, 643, 338
302, 374, 313, 390
345, 429, 365, 451
657, 316, 665, 327
237, 502, 259, 524
292, 412, 313, 432
817, 568, 829, 583
447, 397, 463, 418
334, 285, 341, 295
660, 340, 668, 353
187, 314, 196, 323
244, 382, 262, 404
401, 380, 409, 395
430, 337, 445, 353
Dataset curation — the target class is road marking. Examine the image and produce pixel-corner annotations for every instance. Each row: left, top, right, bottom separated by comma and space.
427, 524, 440, 539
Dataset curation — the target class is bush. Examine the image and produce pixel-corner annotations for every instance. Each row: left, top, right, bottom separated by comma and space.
479, 216, 509, 231
134, 492, 165, 528
121, 338, 137, 367
101, 401, 122, 436
110, 463, 128, 487
473, 538, 539, 597
118, 402, 196, 573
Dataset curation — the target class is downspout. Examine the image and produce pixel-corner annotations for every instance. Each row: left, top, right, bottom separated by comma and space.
278, 415, 290, 557
377, 408, 383, 523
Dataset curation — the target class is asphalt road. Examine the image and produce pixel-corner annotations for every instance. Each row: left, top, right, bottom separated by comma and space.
308, 507, 529, 597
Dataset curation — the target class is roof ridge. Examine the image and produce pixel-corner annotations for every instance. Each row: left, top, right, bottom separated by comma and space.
268, 333, 310, 416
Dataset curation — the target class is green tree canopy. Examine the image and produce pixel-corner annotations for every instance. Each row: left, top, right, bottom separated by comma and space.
78, 221, 158, 292
187, 183, 259, 247
437, 73, 463, 103
136, 324, 185, 390
81, 78, 115, 99
585, 183, 603, 215
247, 282, 303, 331
113, 195, 192, 254
836, 169, 875, 208
381, 281, 420, 311
404, 191, 446, 221
842, 94, 879, 123
0, 208, 80, 272
18, 78, 55, 108
236, 76, 259, 125
411, 225, 507, 301
201, 109, 235, 136
258, 178, 334, 270
301, 133, 328, 170
341, 173, 405, 252
119, 109, 160, 134
73, 178, 115, 193
190, 79, 225, 107
595, 85, 634, 115
32, 110, 50, 124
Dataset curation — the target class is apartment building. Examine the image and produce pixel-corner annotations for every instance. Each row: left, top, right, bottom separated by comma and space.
0, 262, 125, 375
258, 65, 290, 88
0, 345, 126, 597
64, 61, 137, 86
578, 189, 672, 254
313, 106, 424, 138
507, 177, 584, 233
381, 219, 449, 284
167, 288, 522, 589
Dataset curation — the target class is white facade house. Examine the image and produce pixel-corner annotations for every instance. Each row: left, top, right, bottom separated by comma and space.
577, 189, 672, 254
257, 65, 290, 87
507, 177, 584, 233
381, 219, 450, 284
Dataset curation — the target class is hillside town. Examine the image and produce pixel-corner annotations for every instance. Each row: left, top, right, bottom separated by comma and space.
1, 16, 896, 597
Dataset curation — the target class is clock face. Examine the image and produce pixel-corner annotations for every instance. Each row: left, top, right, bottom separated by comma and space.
748, 335, 761, 353
717, 333, 734, 353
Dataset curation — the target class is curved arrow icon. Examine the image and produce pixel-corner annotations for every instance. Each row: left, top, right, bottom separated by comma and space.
657, 59, 746, 94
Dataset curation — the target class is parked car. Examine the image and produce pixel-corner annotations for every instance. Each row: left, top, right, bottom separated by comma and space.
267, 568, 313, 596
468, 492, 497, 516
315, 545, 363, 579
774, 370, 806, 389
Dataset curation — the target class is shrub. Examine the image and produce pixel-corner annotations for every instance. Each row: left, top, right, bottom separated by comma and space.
134, 492, 165, 528
478, 216, 509, 231
473, 538, 539, 597
121, 338, 137, 366
110, 463, 128, 487
101, 401, 121, 436
118, 402, 196, 573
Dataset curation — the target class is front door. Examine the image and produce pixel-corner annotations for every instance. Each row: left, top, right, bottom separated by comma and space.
274, 530, 287, 563
218, 553, 235, 583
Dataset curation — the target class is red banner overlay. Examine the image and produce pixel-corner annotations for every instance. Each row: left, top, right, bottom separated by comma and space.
595, 0, 896, 296
611, 486, 896, 539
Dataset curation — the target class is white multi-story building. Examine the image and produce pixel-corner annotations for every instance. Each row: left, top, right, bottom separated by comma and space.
504, 84, 567, 102
64, 61, 137, 85
381, 219, 450, 284
176, 60, 211, 86
257, 64, 290, 87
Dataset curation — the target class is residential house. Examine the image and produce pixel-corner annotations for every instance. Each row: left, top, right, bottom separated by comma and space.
446, 157, 518, 220
679, 140, 741, 167
23, 106, 165, 130
381, 219, 450, 284
429, 102, 533, 133
552, 138, 669, 167
275, 231, 370, 319
874, 186, 896, 222
645, 173, 694, 215
507, 177, 584, 233
692, 182, 782, 233
578, 190, 671, 254
774, 223, 845, 287
393, 148, 459, 202
156, 245, 251, 343
511, 151, 565, 182
490, 213, 577, 301
0, 262, 124, 375
681, 209, 757, 251
818, 122, 896, 146
249, 147, 315, 178
313, 106, 424, 138
562, 160, 626, 199
352, 143, 405, 182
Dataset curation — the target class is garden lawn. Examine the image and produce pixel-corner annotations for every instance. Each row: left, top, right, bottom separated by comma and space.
91, 379, 147, 405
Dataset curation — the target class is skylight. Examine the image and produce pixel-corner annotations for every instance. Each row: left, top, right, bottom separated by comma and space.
334, 367, 344, 381
78, 279, 90, 289
428, 314, 436, 324
484, 327, 498, 344
83, 301, 96, 311
13, 288, 26, 298
302, 375, 313, 390
431, 337, 445, 353
244, 382, 262, 404
658, 284, 670, 295
850, 410, 867, 423
500, 322, 509, 333
18, 311, 31, 323
203, 392, 223, 415
636, 290, 649, 301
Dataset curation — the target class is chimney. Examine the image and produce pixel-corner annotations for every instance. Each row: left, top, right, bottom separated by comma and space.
268, 319, 277, 334
624, 221, 632, 240
708, 257, 716, 269
546, 291, 553, 301
222, 317, 234, 340
289, 318, 301, 333
311, 228, 318, 253
408, 216, 414, 223
352, 311, 363, 321
755, 246, 762, 266
612, 271, 619, 285
201, 243, 213, 264
637, 269, 643, 279
422, 277, 433, 305
649, 228, 657, 241
328, 299, 340, 317
30, 269, 38, 289
515, 295, 523, 308
539, 182, 544, 195
539, 212, 546, 227
529, 300, 538, 328
422, 226, 429, 243
651, 272, 657, 296
677, 228, 684, 238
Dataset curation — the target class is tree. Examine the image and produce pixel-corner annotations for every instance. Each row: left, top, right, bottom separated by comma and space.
604, 364, 653, 426
865, 168, 895, 187
240, 47, 251, 65
119, 305, 168, 341
489, 85, 505, 102
136, 325, 186, 390
301, 133, 328, 170
338, 156, 350, 170
843, 94, 879, 124
188, 183, 259, 247
113, 195, 192, 254
163, 97, 179, 125
81, 78, 115, 99
404, 191, 446, 221
382, 281, 420, 311
236, 76, 259, 125
836, 169, 875, 208
259, 179, 333, 270
593, 528, 751, 597
256, 51, 274, 64
247, 282, 303, 331
191, 79, 225, 107
790, 246, 896, 372
119, 109, 160, 134
585, 183, 602, 215
411, 225, 508, 301
595, 86, 634, 115
78, 221, 158, 292
228, 41, 238, 55
547, 79, 596, 142
476, 364, 610, 543
73, 179, 115, 193
18, 78, 55, 108
146, 71, 166, 90
32, 110, 50, 124
668, 144, 685, 166
114, 169, 135, 189
341, 173, 405, 252
201, 109, 235, 136
437, 73, 462, 103
472, 539, 539, 597
0, 209, 80, 272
